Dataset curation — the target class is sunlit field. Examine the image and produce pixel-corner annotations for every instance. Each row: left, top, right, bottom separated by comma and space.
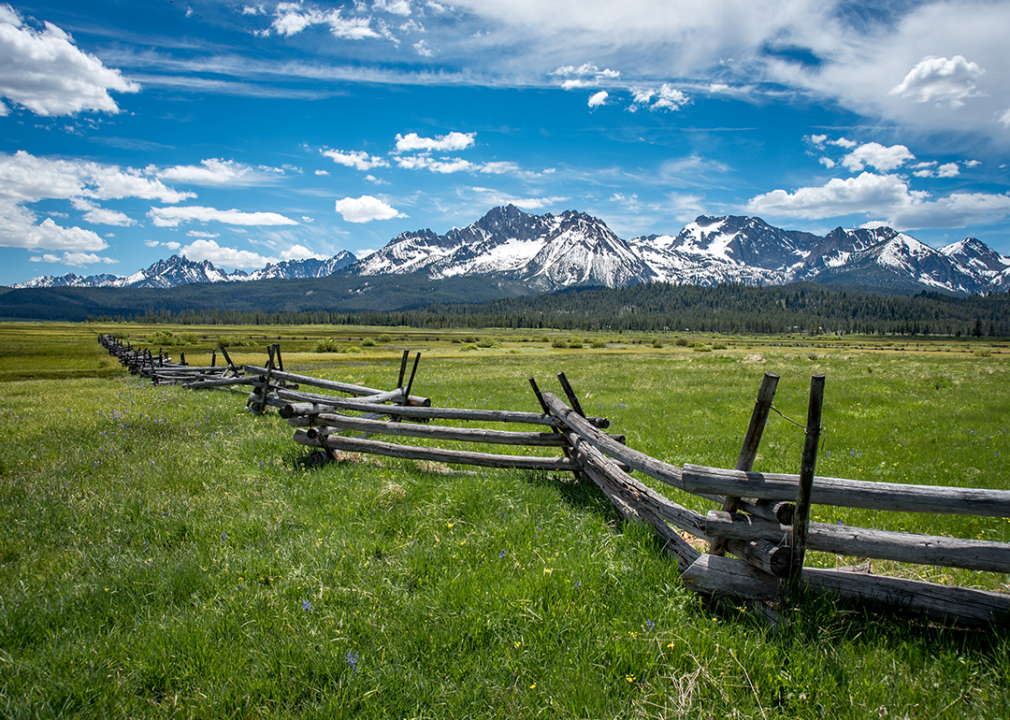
2, 322, 1009, 718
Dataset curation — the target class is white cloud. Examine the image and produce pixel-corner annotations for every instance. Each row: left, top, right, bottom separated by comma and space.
630, 84, 688, 112
165, 241, 181, 250
395, 155, 472, 173
588, 90, 608, 108
265, 3, 379, 39
70, 198, 134, 226
550, 62, 620, 89
747, 171, 1010, 230
965, 160, 981, 168
156, 158, 283, 186
394, 131, 475, 153
178, 238, 278, 268
998, 109, 1010, 128
281, 243, 327, 260
375, 0, 413, 17
413, 39, 433, 56
818, 157, 835, 169
746, 172, 923, 220
840, 142, 915, 173
315, 169, 330, 175
334, 195, 405, 222
0, 205, 109, 251
0, 150, 193, 204
29, 250, 117, 266
321, 148, 389, 171
809, 134, 827, 146
186, 230, 220, 238
937, 162, 960, 178
826, 137, 857, 149
148, 205, 299, 227
0, 6, 139, 116
889, 55, 984, 107
477, 161, 520, 175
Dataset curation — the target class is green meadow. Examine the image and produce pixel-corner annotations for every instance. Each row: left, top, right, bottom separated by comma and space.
1, 322, 1009, 718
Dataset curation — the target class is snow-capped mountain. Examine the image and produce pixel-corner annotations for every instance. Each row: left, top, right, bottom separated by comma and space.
352, 205, 654, 291
11, 206, 1009, 295
13, 251, 358, 289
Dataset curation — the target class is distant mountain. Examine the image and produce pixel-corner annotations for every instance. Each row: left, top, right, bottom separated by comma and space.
11, 206, 1009, 296
14, 251, 357, 289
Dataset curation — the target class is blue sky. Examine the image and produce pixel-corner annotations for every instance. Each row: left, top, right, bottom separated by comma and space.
2, 0, 1010, 285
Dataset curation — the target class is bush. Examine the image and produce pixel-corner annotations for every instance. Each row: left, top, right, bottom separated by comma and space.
675, 337, 688, 346
342, 346, 363, 354
377, 334, 392, 343
590, 340, 607, 349
551, 339, 569, 349
313, 338, 342, 353
692, 344, 712, 353
476, 339, 501, 348
145, 330, 198, 346
463, 335, 478, 344
218, 335, 255, 348
461, 343, 479, 352
712, 342, 727, 350
652, 338, 664, 348
361, 338, 377, 347
568, 340, 583, 349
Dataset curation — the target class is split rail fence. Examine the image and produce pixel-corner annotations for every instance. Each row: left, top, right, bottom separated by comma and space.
99, 334, 1010, 628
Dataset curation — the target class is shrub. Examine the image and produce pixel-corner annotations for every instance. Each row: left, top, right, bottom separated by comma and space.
551, 339, 569, 349
692, 344, 712, 352
218, 335, 255, 348
568, 340, 583, 349
377, 334, 392, 343
712, 342, 727, 350
146, 330, 198, 346
590, 340, 607, 349
675, 337, 688, 346
461, 343, 479, 352
342, 346, 363, 354
361, 338, 377, 347
476, 339, 501, 348
652, 338, 663, 348
463, 335, 478, 344
313, 338, 342, 353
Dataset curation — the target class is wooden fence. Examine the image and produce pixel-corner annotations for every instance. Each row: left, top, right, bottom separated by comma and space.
98, 335, 1010, 628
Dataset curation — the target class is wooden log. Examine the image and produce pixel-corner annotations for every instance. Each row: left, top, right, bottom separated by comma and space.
682, 464, 1010, 518
304, 413, 577, 447
713, 371, 779, 556
260, 385, 408, 407
705, 510, 1010, 574
791, 374, 825, 583
245, 365, 430, 406
529, 376, 580, 480
556, 372, 586, 417
568, 432, 709, 540
278, 399, 611, 428
183, 376, 259, 389
569, 436, 702, 569
681, 553, 1010, 629
293, 429, 578, 472
541, 391, 685, 487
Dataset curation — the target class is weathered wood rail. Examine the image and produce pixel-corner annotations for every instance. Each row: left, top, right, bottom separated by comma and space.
97, 334, 1010, 628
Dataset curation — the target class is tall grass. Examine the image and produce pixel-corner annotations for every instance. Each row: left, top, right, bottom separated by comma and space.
1, 325, 1009, 718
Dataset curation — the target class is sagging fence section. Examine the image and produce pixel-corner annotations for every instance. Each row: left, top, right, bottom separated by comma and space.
99, 334, 1010, 628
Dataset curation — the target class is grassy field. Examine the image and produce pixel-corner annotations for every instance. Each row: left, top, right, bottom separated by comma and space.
1, 322, 1009, 718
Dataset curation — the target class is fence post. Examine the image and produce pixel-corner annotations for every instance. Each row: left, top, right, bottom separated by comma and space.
712, 372, 779, 556
790, 374, 825, 586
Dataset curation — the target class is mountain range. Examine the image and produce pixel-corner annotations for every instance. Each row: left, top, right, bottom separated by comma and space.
13, 206, 1010, 296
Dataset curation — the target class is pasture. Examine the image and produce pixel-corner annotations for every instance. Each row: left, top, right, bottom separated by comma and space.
1, 322, 1009, 718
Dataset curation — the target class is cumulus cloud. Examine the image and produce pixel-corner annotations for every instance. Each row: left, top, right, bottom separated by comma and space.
321, 148, 389, 171
148, 205, 299, 227
588, 90, 608, 108
70, 198, 134, 226
334, 195, 405, 222
413, 39, 433, 57
177, 238, 278, 268
937, 162, 960, 178
630, 84, 689, 111
889, 55, 984, 107
840, 142, 915, 173
0, 205, 109, 251
394, 131, 475, 153
395, 155, 472, 173
29, 250, 117, 266
746, 171, 1010, 230
280, 243, 327, 260
374, 0, 413, 17
550, 62, 620, 89
156, 158, 284, 186
0, 5, 139, 116
263, 2, 380, 39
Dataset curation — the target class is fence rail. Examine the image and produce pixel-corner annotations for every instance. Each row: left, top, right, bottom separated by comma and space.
98, 334, 1010, 629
